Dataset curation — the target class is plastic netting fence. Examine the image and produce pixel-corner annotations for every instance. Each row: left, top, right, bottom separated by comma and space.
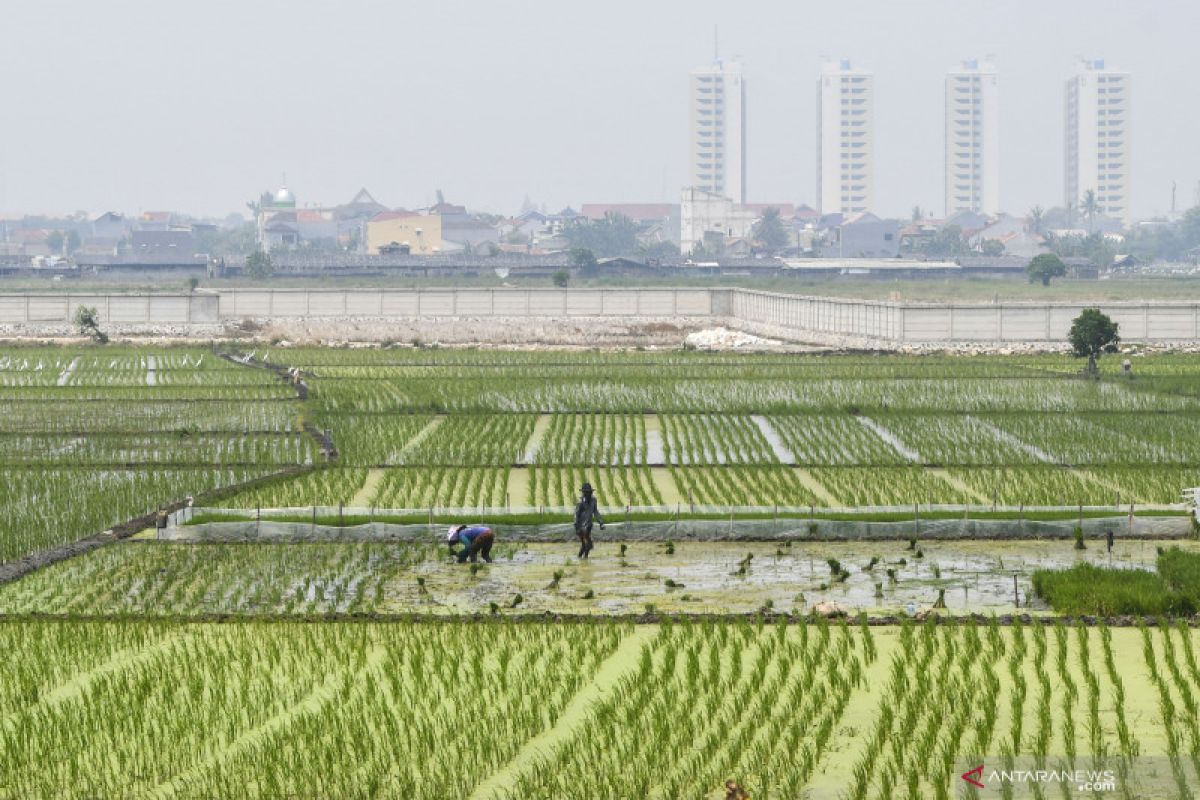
161, 505, 1193, 543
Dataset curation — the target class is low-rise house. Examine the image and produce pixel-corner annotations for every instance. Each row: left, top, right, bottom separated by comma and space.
837, 212, 901, 258
366, 210, 443, 255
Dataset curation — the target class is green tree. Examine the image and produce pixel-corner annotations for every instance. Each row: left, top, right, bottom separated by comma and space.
46, 230, 64, 253
1026, 253, 1067, 286
637, 240, 680, 260
911, 205, 923, 222
72, 305, 108, 344
752, 207, 789, 251
980, 238, 1005, 256
569, 247, 598, 274
914, 224, 969, 258
1069, 308, 1120, 376
561, 212, 639, 257
551, 269, 569, 287
244, 249, 273, 280
194, 222, 257, 256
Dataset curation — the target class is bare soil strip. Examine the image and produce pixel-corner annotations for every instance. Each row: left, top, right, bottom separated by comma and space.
792, 467, 841, 506
856, 416, 921, 462
349, 468, 387, 507
522, 414, 554, 463
394, 415, 443, 462
468, 625, 657, 800
0, 630, 192, 730
928, 468, 990, 505
751, 414, 796, 464
644, 414, 665, 464
506, 466, 531, 507
801, 630, 900, 798
650, 466, 684, 505
1080, 469, 1135, 507
147, 643, 388, 799
968, 415, 1057, 464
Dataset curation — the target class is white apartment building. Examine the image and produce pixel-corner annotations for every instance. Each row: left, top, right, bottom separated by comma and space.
945, 59, 999, 216
1065, 58, 1131, 225
688, 59, 747, 204
817, 59, 874, 215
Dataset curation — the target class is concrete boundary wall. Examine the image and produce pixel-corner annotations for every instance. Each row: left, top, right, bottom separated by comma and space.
1, 287, 1199, 344
215, 288, 716, 319
731, 289, 1200, 344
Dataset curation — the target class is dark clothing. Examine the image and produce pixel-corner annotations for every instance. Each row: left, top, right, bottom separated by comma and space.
451, 526, 494, 563
574, 495, 604, 533
459, 531, 494, 563
574, 494, 604, 559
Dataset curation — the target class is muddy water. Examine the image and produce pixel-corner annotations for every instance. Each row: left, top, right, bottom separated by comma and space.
391, 538, 1197, 617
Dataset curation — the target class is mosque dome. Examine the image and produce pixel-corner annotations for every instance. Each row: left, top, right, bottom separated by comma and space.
274, 186, 295, 206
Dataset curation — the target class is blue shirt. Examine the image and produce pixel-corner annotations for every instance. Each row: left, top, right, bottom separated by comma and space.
452, 525, 491, 545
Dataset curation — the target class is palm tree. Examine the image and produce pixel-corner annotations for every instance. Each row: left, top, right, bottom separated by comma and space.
1028, 205, 1045, 236
1081, 189, 1099, 235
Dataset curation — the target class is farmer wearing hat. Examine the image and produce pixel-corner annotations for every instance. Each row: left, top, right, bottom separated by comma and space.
573, 482, 605, 559
446, 524, 495, 563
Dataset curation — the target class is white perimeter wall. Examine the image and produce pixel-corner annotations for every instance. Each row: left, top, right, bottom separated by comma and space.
1, 287, 1198, 344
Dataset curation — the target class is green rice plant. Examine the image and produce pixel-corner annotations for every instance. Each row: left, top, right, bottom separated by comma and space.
213, 468, 368, 509
1033, 562, 1193, 616
1156, 547, 1200, 608
767, 413, 909, 466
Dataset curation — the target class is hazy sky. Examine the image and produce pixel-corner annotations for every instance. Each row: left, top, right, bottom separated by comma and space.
2, 0, 1197, 221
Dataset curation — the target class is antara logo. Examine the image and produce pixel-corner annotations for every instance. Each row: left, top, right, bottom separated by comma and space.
961, 764, 985, 789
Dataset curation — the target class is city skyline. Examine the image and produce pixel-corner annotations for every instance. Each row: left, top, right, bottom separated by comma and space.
0, 0, 1195, 221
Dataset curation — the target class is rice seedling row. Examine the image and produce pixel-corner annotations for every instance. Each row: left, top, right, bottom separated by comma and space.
371, 466, 511, 509
0, 468, 269, 563
527, 464, 662, 508
533, 413, 651, 466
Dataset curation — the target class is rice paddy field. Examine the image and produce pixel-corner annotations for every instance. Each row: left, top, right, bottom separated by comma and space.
1, 617, 1198, 798
3, 343, 1200, 798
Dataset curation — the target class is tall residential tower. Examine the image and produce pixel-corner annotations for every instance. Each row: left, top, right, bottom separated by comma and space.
817, 59, 874, 215
688, 58, 746, 204
945, 58, 999, 216
1065, 58, 1131, 225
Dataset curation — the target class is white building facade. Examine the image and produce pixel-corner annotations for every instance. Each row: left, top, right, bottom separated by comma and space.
817, 60, 874, 215
689, 59, 747, 205
945, 59, 999, 216
1065, 59, 1131, 225
679, 187, 759, 253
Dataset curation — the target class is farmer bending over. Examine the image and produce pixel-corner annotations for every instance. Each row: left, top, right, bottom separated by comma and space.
574, 482, 605, 559
447, 524, 494, 563
725, 780, 751, 800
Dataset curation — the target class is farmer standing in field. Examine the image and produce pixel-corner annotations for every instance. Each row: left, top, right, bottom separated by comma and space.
574, 482, 605, 559
447, 524, 495, 563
